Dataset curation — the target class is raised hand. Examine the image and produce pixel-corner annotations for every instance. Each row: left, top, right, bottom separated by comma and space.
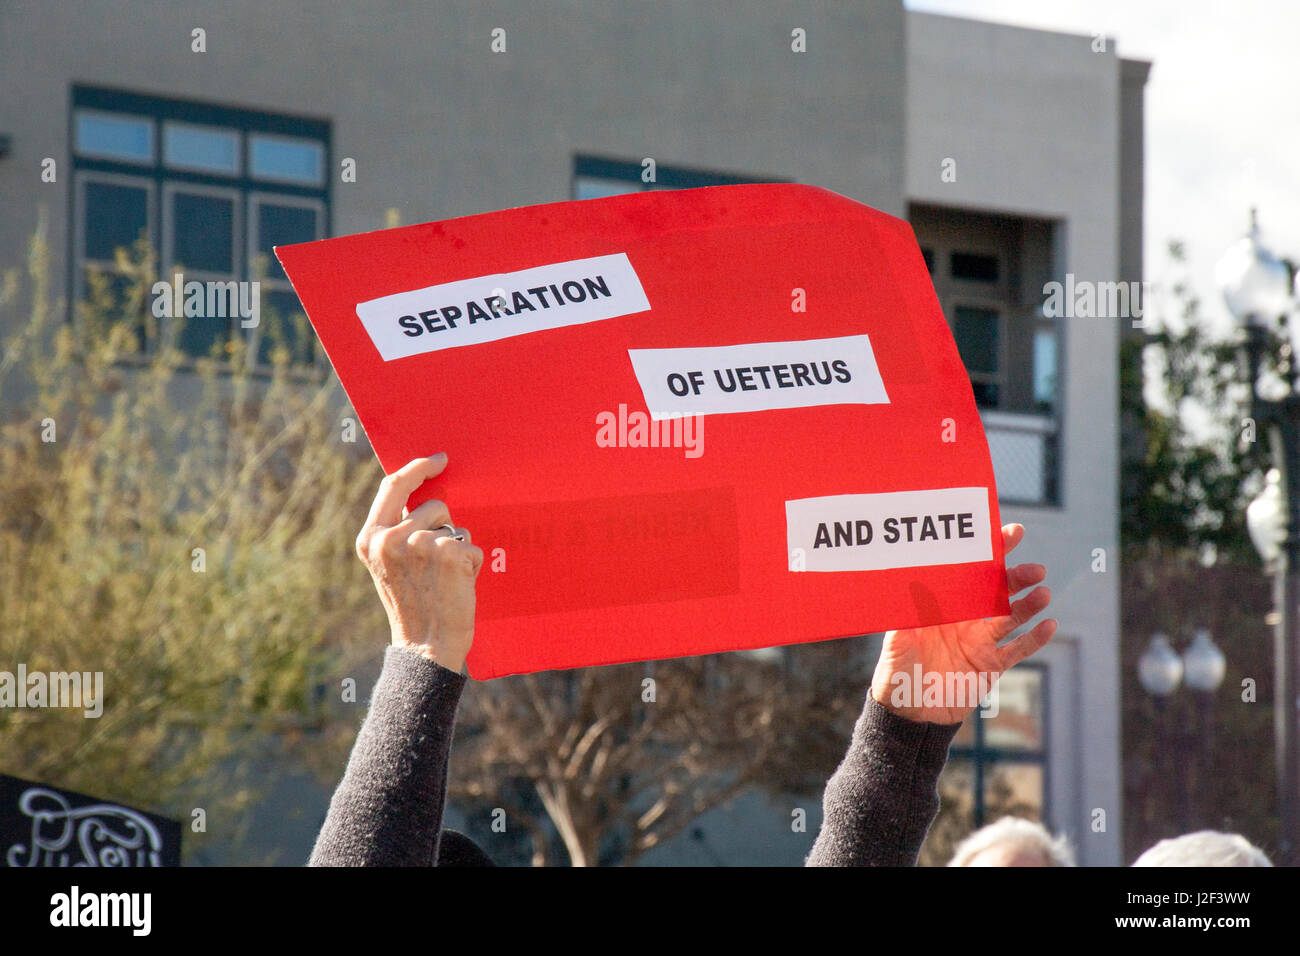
869, 523, 1056, 725
355, 453, 484, 673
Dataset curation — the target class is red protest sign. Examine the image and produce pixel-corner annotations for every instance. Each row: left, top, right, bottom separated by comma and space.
276, 183, 1009, 678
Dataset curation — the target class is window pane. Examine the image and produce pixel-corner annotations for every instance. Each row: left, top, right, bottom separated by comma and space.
953, 710, 976, 748
575, 177, 640, 200
256, 203, 318, 279
76, 113, 153, 162
250, 135, 324, 184
1033, 328, 1057, 412
257, 289, 313, 366
953, 306, 999, 375
83, 268, 149, 352
920, 757, 976, 865
984, 667, 1044, 751
164, 123, 239, 174
84, 181, 149, 261
951, 251, 999, 282
171, 192, 235, 273
175, 308, 233, 360
982, 763, 1044, 821
971, 381, 1000, 407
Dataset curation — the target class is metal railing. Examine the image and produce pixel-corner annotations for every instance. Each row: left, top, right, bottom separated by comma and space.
980, 409, 1059, 506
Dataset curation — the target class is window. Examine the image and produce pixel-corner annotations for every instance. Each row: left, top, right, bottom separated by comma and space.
931, 237, 1012, 412
76, 173, 154, 349
82, 178, 151, 261
250, 134, 325, 186
76, 111, 153, 163
1033, 328, 1058, 412
572, 154, 779, 201
161, 181, 240, 357
952, 304, 1002, 407
951, 251, 1000, 283
165, 184, 238, 274
909, 204, 1062, 505
938, 664, 1049, 844
163, 122, 240, 175
71, 86, 329, 369
909, 204, 1060, 415
250, 194, 324, 365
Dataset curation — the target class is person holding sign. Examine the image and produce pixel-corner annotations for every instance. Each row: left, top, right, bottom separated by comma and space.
805, 521, 1055, 866
308, 457, 1056, 867
309, 454, 481, 867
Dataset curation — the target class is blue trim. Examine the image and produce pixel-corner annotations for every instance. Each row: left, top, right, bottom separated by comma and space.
68, 84, 331, 369
73, 156, 326, 199
73, 85, 329, 141
573, 153, 786, 191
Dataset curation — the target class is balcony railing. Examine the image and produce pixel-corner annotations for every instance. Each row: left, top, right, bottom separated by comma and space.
980, 409, 1059, 506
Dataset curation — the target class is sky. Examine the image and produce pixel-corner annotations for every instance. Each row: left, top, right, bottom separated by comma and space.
906, 0, 1300, 341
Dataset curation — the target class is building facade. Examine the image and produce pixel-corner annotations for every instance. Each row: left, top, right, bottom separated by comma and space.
0, 0, 1141, 866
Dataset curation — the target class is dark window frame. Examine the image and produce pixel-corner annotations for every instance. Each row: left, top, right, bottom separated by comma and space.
909, 202, 1065, 509
948, 296, 1007, 405
571, 153, 785, 200
950, 250, 1001, 283
68, 85, 332, 376
947, 661, 1051, 832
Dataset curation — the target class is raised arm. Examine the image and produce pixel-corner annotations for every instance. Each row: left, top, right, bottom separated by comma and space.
806, 523, 1056, 866
309, 454, 484, 866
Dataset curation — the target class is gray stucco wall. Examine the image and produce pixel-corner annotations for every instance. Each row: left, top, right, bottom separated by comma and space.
0, 0, 909, 868
907, 11, 1127, 865
0, 1, 1130, 866
0, 0, 907, 329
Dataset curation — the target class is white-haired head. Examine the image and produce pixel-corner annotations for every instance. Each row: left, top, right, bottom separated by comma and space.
1133, 831, 1271, 867
948, 816, 1076, 867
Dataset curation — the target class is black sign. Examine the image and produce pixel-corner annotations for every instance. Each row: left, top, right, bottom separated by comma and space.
0, 773, 181, 867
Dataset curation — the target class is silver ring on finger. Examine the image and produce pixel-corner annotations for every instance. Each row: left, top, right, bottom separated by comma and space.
435, 523, 466, 542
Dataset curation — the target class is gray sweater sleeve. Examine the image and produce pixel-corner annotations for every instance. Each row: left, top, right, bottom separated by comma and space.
308, 645, 466, 867
805, 694, 960, 866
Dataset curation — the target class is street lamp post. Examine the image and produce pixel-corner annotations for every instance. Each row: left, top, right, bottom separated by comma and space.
1216, 209, 1300, 863
1138, 631, 1227, 833
1138, 633, 1186, 829
1184, 628, 1229, 828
